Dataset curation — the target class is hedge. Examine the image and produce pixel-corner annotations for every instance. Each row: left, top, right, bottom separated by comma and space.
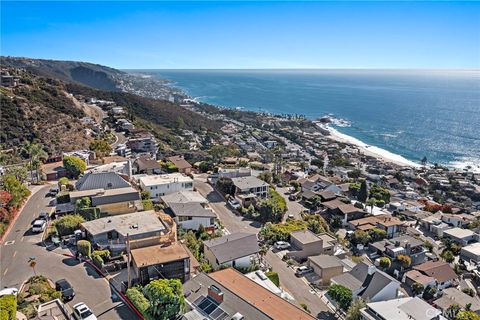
125, 287, 152, 320
92, 253, 104, 269
78, 207, 100, 221
0, 294, 16, 320
93, 249, 110, 261
77, 240, 91, 257
53, 214, 85, 236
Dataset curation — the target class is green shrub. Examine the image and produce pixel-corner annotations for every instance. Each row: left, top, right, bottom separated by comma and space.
265, 271, 280, 287
0, 294, 17, 320
53, 214, 84, 236
260, 220, 307, 243
142, 200, 153, 210
55, 193, 70, 204
126, 287, 150, 319
78, 207, 100, 221
77, 240, 91, 257
92, 253, 104, 269
93, 250, 110, 261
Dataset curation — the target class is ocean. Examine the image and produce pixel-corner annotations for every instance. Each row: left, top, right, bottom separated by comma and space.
146, 69, 480, 170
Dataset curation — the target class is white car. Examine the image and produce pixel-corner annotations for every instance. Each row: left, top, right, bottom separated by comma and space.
228, 198, 241, 210
32, 220, 47, 233
274, 241, 291, 250
0, 287, 18, 297
72, 303, 97, 320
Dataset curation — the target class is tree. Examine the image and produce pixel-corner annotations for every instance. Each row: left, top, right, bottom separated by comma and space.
328, 284, 353, 311
0, 294, 17, 320
89, 139, 112, 158
358, 180, 368, 203
77, 240, 92, 257
397, 255, 412, 269
441, 250, 455, 263
63, 156, 87, 178
345, 298, 366, 320
141, 191, 151, 200
126, 288, 150, 318
53, 214, 85, 236
422, 285, 437, 300
456, 310, 480, 320
143, 279, 186, 320
462, 288, 476, 297
412, 282, 424, 295
24, 142, 47, 183
379, 257, 391, 270
446, 304, 461, 319
2, 175, 30, 207
58, 177, 70, 189
198, 161, 214, 173
369, 228, 387, 242
351, 230, 371, 246
6, 166, 28, 184
216, 178, 234, 196
76, 197, 91, 210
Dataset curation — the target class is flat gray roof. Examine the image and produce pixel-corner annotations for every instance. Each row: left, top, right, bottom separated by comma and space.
231, 176, 269, 190
309, 255, 342, 269
204, 233, 259, 264
168, 203, 216, 218
291, 230, 321, 245
81, 210, 165, 237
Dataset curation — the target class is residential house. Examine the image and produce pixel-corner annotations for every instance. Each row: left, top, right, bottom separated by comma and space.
360, 297, 442, 320
70, 187, 141, 215
369, 235, 427, 266
139, 173, 194, 200
308, 255, 344, 286
35, 299, 70, 320
349, 215, 404, 238
441, 213, 475, 228
433, 287, 480, 316
287, 230, 337, 260
75, 172, 131, 191
460, 242, 480, 263
442, 227, 477, 245
127, 134, 157, 154
182, 268, 315, 320
203, 233, 259, 270
167, 203, 216, 231
403, 270, 436, 292
231, 176, 269, 206
160, 190, 208, 207
41, 162, 67, 181
166, 155, 193, 174
412, 261, 457, 290
330, 262, 401, 302
322, 199, 366, 225
133, 156, 162, 174
131, 243, 190, 284
80, 210, 175, 253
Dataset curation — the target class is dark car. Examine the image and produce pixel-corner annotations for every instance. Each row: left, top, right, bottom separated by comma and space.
55, 279, 75, 301
38, 212, 50, 221
46, 188, 59, 197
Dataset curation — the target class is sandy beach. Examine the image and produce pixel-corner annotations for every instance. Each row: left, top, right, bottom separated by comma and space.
319, 124, 421, 168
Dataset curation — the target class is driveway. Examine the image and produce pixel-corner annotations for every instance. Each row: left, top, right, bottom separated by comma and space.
0, 185, 137, 319
193, 176, 331, 318
276, 187, 306, 221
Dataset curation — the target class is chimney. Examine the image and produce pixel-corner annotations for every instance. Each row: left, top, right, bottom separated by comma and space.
367, 265, 376, 275
207, 285, 223, 304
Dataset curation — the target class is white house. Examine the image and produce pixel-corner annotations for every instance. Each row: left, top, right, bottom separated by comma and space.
167, 203, 216, 231
139, 173, 193, 200
203, 233, 259, 270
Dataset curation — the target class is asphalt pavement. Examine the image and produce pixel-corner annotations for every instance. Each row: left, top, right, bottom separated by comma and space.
0, 184, 137, 319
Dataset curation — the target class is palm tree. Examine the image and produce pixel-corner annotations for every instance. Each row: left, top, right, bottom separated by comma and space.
24, 143, 47, 183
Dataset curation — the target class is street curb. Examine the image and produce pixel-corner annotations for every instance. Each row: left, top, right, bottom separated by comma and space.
62, 253, 144, 320
0, 184, 49, 244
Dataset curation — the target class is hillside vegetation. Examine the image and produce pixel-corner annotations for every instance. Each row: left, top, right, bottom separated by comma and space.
0, 68, 91, 154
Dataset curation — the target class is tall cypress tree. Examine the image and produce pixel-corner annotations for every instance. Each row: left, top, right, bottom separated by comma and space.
358, 180, 368, 203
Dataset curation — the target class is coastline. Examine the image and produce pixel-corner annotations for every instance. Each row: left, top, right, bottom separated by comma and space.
320, 124, 421, 168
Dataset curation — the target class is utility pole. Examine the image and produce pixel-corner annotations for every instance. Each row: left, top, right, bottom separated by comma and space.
127, 234, 131, 289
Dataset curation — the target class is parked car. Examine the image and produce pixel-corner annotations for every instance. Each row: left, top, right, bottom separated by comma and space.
72, 303, 97, 320
55, 279, 75, 301
288, 194, 297, 201
287, 214, 295, 220
46, 188, 59, 197
295, 266, 314, 277
228, 198, 241, 210
38, 212, 50, 221
0, 288, 18, 297
255, 270, 268, 281
32, 220, 47, 233
274, 241, 291, 250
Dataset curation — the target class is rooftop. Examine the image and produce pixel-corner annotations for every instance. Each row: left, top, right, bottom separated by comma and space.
230, 176, 269, 190
168, 202, 216, 218
131, 243, 189, 267
139, 173, 193, 187
291, 229, 322, 245
210, 268, 315, 320
433, 287, 480, 312
76, 172, 131, 191
203, 233, 259, 264
308, 255, 343, 269
81, 210, 165, 237
443, 227, 476, 239
461, 242, 480, 255
362, 297, 441, 320
167, 155, 192, 170
413, 260, 457, 283
161, 190, 208, 205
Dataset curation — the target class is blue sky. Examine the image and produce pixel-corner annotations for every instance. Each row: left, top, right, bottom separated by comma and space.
1, 1, 479, 69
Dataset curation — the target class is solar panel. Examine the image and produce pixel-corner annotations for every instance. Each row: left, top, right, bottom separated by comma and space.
210, 307, 228, 320
193, 295, 205, 306
193, 295, 229, 319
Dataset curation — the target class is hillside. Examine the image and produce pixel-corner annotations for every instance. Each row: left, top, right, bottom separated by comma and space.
0, 56, 123, 91
0, 68, 92, 154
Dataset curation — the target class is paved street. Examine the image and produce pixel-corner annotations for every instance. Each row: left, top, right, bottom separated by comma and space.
193, 175, 331, 318
276, 187, 306, 221
0, 184, 137, 319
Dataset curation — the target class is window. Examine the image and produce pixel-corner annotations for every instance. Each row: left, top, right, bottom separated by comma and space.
179, 216, 193, 222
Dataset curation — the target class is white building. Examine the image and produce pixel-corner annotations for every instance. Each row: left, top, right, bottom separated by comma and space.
139, 173, 193, 200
